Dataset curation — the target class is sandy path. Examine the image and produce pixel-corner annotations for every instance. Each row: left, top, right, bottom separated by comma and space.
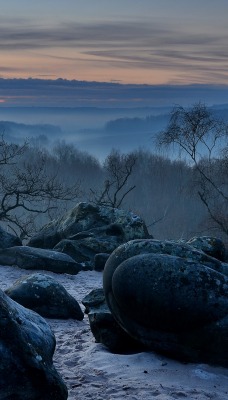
0, 265, 228, 400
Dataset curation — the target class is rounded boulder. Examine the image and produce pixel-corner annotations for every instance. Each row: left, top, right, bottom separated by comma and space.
103, 241, 228, 366
6, 273, 84, 320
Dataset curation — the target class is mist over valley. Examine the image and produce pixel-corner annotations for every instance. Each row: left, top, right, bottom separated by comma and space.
0, 106, 171, 158
1, 104, 228, 159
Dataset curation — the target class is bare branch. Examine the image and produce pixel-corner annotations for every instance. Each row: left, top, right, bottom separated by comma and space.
90, 150, 137, 209
156, 102, 228, 236
0, 136, 81, 238
147, 206, 169, 228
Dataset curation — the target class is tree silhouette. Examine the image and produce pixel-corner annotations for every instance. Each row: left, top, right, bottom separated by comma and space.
157, 102, 228, 236
0, 136, 80, 239
90, 149, 137, 209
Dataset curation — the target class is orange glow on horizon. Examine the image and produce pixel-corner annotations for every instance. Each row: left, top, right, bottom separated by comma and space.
2, 49, 227, 86
0, 43, 228, 87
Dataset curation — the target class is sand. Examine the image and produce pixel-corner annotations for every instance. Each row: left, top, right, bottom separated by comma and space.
0, 265, 227, 400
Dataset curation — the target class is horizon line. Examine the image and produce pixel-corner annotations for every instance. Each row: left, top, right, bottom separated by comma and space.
1, 77, 228, 88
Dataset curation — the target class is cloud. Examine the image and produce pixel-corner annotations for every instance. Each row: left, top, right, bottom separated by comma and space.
0, 78, 228, 108
0, 16, 227, 85
0, 17, 225, 51
0, 66, 26, 73
79, 49, 228, 86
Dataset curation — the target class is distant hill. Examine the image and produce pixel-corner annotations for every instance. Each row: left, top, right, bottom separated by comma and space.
0, 121, 62, 144
104, 114, 169, 134
0, 104, 227, 158
102, 106, 228, 136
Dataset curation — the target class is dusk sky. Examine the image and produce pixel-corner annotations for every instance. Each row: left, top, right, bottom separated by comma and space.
1, 0, 228, 84
0, 0, 228, 107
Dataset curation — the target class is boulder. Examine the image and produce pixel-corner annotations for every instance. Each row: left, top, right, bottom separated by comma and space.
82, 288, 144, 353
82, 288, 106, 314
5, 273, 84, 320
103, 239, 228, 281
0, 246, 82, 274
28, 202, 150, 250
94, 253, 110, 271
54, 235, 116, 268
187, 236, 226, 261
0, 288, 67, 399
0, 225, 22, 249
53, 236, 117, 265
103, 240, 228, 366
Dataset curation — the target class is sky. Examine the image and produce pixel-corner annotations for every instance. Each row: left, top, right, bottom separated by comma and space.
0, 0, 228, 107
1, 0, 228, 84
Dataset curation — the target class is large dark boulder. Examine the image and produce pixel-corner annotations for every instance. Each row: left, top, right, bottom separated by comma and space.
28, 202, 150, 250
0, 246, 82, 274
0, 288, 67, 399
0, 225, 22, 249
82, 288, 144, 354
5, 273, 84, 320
103, 239, 228, 280
103, 239, 228, 366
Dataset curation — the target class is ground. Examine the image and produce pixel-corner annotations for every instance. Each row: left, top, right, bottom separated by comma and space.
0, 266, 228, 400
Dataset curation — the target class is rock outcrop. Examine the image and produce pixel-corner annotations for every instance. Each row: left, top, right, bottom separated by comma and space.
53, 235, 117, 267
6, 273, 84, 320
0, 288, 68, 399
0, 246, 82, 274
28, 202, 151, 266
103, 239, 228, 366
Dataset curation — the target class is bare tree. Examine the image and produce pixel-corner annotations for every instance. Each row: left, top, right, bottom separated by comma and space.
156, 102, 228, 236
0, 137, 81, 239
90, 149, 137, 208
0, 134, 28, 165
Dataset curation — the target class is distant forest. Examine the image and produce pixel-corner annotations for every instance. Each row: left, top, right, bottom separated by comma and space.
0, 138, 216, 241
0, 104, 227, 242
